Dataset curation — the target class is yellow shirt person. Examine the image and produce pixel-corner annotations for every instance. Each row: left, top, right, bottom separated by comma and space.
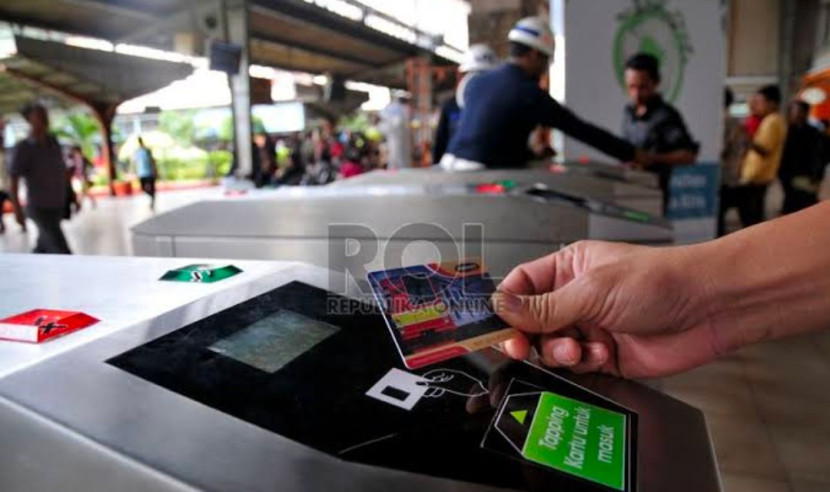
741, 112, 787, 185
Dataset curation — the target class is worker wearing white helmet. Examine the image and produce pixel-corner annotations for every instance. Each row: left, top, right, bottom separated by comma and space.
441, 17, 653, 171
433, 44, 498, 165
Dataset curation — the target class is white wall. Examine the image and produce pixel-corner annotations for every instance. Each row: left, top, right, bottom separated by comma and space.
552, 0, 725, 164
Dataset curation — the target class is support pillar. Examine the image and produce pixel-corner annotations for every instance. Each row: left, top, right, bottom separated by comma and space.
91, 103, 118, 197
406, 56, 432, 167
224, 0, 253, 179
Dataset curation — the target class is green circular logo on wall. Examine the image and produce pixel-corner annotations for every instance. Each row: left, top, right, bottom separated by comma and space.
613, 0, 694, 103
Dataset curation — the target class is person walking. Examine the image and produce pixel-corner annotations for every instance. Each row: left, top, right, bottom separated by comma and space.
67, 145, 96, 209
133, 136, 158, 211
8, 103, 72, 254
0, 117, 16, 234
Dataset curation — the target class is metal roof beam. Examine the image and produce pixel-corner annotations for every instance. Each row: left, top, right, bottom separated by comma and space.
57, 0, 159, 20
0, 13, 115, 41
0, 65, 96, 108
252, 32, 381, 69
250, 0, 421, 57
116, 0, 221, 44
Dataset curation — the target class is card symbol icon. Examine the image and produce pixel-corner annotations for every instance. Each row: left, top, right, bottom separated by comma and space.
381, 386, 411, 402
366, 368, 430, 411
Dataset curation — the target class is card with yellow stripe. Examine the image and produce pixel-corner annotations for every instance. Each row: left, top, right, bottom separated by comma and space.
368, 260, 516, 369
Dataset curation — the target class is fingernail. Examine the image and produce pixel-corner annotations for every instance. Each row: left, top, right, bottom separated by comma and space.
492, 291, 522, 314
554, 345, 576, 365
585, 345, 603, 362
583, 344, 608, 364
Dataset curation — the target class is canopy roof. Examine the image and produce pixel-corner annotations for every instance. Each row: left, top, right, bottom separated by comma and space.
0, 36, 194, 114
0, 0, 458, 89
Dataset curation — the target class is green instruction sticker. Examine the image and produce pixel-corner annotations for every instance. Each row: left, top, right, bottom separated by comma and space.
522, 392, 626, 490
160, 264, 242, 284
623, 210, 650, 223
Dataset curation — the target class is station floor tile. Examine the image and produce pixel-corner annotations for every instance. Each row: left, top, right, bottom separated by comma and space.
721, 473, 791, 492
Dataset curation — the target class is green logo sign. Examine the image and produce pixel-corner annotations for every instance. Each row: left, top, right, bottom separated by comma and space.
614, 0, 694, 102
497, 391, 628, 490
160, 264, 243, 283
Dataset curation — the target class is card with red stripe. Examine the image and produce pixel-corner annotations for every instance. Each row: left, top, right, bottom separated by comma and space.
368, 260, 516, 369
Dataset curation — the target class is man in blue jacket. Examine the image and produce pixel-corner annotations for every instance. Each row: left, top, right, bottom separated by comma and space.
442, 17, 651, 171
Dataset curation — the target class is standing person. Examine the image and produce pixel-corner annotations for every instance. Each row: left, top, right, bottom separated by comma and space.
0, 117, 14, 234
259, 133, 278, 187
744, 93, 763, 140
67, 145, 96, 209
379, 95, 413, 169
718, 88, 747, 236
737, 85, 787, 227
8, 103, 72, 254
275, 133, 305, 186
621, 53, 699, 212
133, 136, 158, 211
778, 100, 826, 214
433, 44, 498, 164
442, 17, 653, 171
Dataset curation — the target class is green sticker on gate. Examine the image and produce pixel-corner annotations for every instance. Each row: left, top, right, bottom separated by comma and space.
497, 391, 627, 490
160, 264, 242, 284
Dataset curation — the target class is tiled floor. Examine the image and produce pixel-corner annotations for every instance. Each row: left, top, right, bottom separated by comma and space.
1, 185, 829, 492
661, 332, 830, 491
0, 187, 221, 256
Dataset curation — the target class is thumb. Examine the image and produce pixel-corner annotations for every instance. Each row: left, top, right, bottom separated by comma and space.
491, 286, 587, 334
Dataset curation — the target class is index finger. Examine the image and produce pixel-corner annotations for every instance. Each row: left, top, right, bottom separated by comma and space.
497, 248, 576, 296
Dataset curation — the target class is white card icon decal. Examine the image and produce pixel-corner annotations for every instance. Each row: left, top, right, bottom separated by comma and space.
366, 368, 429, 411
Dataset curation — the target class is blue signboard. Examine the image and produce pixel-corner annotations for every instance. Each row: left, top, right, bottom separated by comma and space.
666, 163, 720, 243
667, 163, 720, 221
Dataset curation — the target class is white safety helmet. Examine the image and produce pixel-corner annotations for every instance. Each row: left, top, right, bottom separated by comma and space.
507, 17, 555, 57
459, 44, 498, 73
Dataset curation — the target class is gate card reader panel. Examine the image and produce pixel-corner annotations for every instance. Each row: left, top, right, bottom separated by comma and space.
108, 282, 636, 491
330, 168, 663, 216
0, 272, 719, 492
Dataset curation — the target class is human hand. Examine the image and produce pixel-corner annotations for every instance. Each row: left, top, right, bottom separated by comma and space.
417, 368, 488, 398
631, 149, 654, 169
492, 241, 719, 379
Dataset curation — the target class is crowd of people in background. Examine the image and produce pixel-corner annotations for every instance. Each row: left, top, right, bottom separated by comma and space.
2, 16, 829, 253
0, 103, 160, 253
247, 116, 385, 188
719, 85, 829, 236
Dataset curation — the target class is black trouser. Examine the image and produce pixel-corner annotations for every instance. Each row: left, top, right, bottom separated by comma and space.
718, 185, 742, 236
780, 178, 819, 215
0, 190, 8, 230
28, 207, 71, 254
736, 184, 768, 228
139, 177, 156, 198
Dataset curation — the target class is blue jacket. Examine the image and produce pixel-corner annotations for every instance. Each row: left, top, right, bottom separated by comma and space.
447, 63, 635, 168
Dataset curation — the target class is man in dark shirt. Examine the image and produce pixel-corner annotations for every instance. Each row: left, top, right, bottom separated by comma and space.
433, 44, 498, 165
621, 54, 699, 211
779, 100, 826, 214
443, 17, 650, 170
8, 103, 72, 254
